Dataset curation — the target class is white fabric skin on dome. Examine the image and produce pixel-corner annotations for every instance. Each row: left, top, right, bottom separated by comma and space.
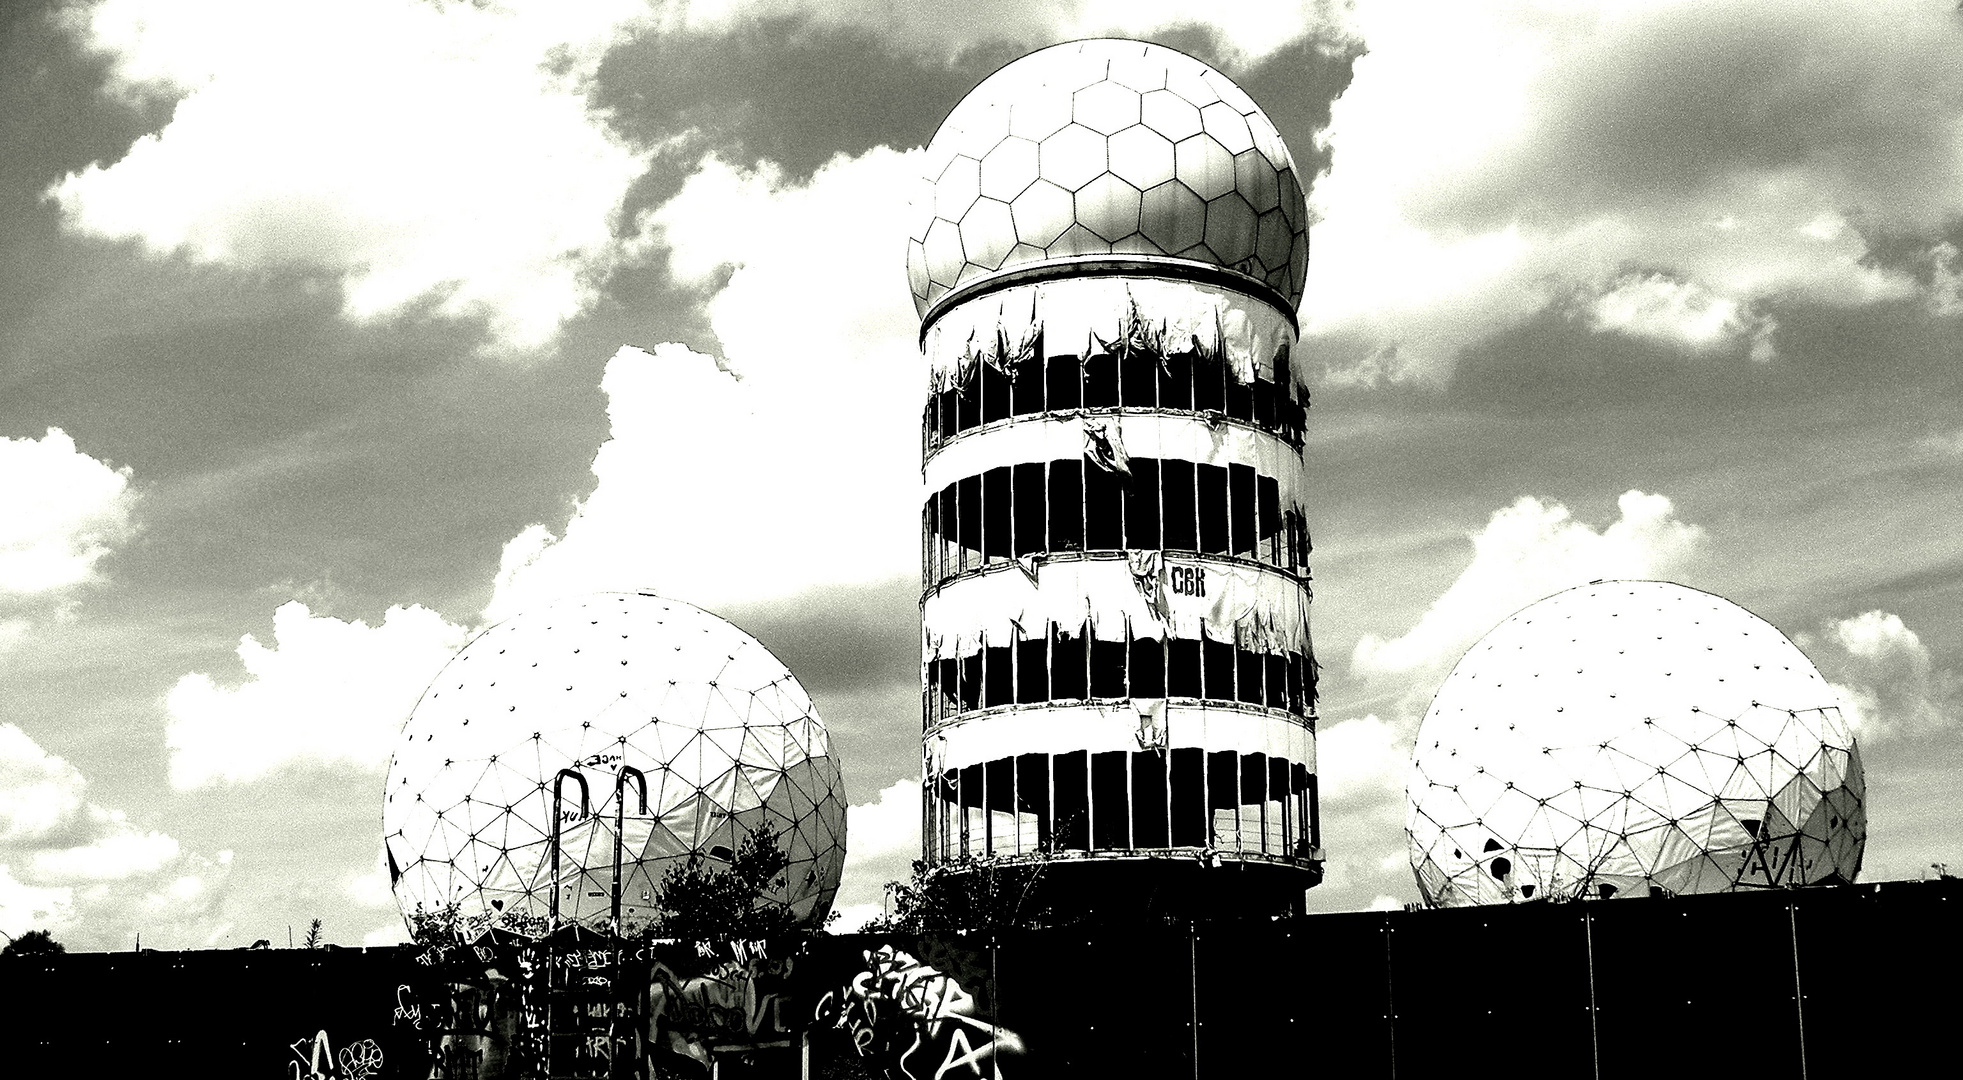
1406, 580, 1865, 907
383, 592, 846, 935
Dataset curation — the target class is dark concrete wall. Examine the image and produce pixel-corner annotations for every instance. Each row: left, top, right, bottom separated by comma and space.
2, 878, 1954, 1077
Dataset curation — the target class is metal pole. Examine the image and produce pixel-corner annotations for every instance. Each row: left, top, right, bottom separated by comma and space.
1583, 909, 1601, 1080
612, 765, 648, 927
552, 769, 592, 925
1789, 902, 1809, 1080
1383, 916, 1397, 1079
1189, 929, 1201, 1079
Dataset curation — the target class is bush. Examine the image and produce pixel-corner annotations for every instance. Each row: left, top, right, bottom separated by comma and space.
2, 930, 65, 958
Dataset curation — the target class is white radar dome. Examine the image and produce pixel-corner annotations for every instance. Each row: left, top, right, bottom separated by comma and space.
907, 38, 1309, 321
1407, 581, 1865, 907
383, 592, 847, 935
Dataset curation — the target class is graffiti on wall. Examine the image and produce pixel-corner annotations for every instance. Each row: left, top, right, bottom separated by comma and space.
814, 944, 1023, 1080
647, 939, 794, 1072
287, 1029, 385, 1080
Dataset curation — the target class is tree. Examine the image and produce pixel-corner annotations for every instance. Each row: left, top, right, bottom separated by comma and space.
303, 918, 323, 949
649, 825, 799, 941
2, 930, 66, 958
861, 859, 1062, 933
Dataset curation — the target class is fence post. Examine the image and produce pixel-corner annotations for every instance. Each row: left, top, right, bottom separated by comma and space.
1789, 902, 1808, 1080
1189, 928, 1200, 1080
1583, 908, 1600, 1080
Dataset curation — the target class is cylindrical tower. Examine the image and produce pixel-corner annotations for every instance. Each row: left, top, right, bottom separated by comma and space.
907, 39, 1321, 922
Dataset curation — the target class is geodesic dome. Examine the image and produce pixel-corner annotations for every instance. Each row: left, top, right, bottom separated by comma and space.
383, 593, 846, 935
906, 38, 1309, 321
1407, 581, 1865, 907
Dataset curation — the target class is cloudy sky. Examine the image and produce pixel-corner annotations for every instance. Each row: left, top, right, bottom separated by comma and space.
2, 0, 1959, 949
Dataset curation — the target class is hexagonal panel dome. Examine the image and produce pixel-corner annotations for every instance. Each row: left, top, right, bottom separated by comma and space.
383, 592, 847, 937
1406, 581, 1865, 908
906, 39, 1308, 322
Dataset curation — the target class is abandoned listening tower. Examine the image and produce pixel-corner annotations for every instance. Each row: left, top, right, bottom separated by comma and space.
907, 39, 1323, 918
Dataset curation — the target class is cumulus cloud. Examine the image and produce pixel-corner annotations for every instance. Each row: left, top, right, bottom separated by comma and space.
776, 777, 924, 928
0, 865, 73, 936
0, 428, 137, 597
1315, 714, 1405, 806
165, 600, 473, 788
51, 0, 653, 352
1352, 490, 1704, 690
0, 724, 225, 946
1306, 0, 1958, 382
664, 0, 1340, 65
490, 148, 923, 616
1803, 610, 1956, 741
842, 777, 919, 874
1585, 272, 1776, 362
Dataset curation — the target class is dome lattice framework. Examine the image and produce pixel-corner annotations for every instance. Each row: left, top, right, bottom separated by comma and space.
907, 38, 1309, 323
383, 593, 847, 935
1407, 581, 1865, 907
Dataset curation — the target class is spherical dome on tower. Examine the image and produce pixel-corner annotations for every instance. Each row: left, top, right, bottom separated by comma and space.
383, 592, 847, 936
1407, 581, 1865, 907
906, 39, 1309, 323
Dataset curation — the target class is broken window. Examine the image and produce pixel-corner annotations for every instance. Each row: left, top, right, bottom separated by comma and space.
1016, 633, 1048, 704
1236, 644, 1264, 705
1121, 351, 1157, 408
1268, 755, 1291, 854
1208, 750, 1240, 848
931, 623, 1313, 722
1129, 637, 1165, 698
1160, 458, 1197, 550
1158, 350, 1193, 411
1197, 464, 1229, 553
1018, 753, 1050, 851
1258, 476, 1281, 565
1048, 458, 1083, 552
1083, 348, 1120, 408
928, 750, 1316, 861
959, 652, 983, 712
1202, 632, 1235, 700
982, 467, 1012, 563
1229, 462, 1257, 558
1089, 637, 1128, 698
986, 756, 1017, 854
1010, 353, 1044, 417
926, 339, 1308, 451
980, 360, 1011, 426
1124, 458, 1161, 549
1055, 750, 1089, 850
1169, 747, 1206, 847
1050, 623, 1088, 701
1131, 749, 1169, 848
1083, 455, 1125, 550
984, 640, 1012, 708
1240, 752, 1269, 853
956, 373, 980, 433
1090, 751, 1129, 848
1193, 350, 1226, 413
1264, 653, 1288, 710
1225, 369, 1253, 421
956, 474, 981, 571
1013, 462, 1046, 557
1044, 352, 1081, 410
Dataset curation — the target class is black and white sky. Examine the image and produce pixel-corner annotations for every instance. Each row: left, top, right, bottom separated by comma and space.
2, 0, 1959, 948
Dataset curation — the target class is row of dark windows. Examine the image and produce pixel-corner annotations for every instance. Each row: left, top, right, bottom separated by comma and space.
927, 621, 1317, 725
924, 456, 1311, 586
924, 339, 1305, 452
927, 750, 1319, 860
